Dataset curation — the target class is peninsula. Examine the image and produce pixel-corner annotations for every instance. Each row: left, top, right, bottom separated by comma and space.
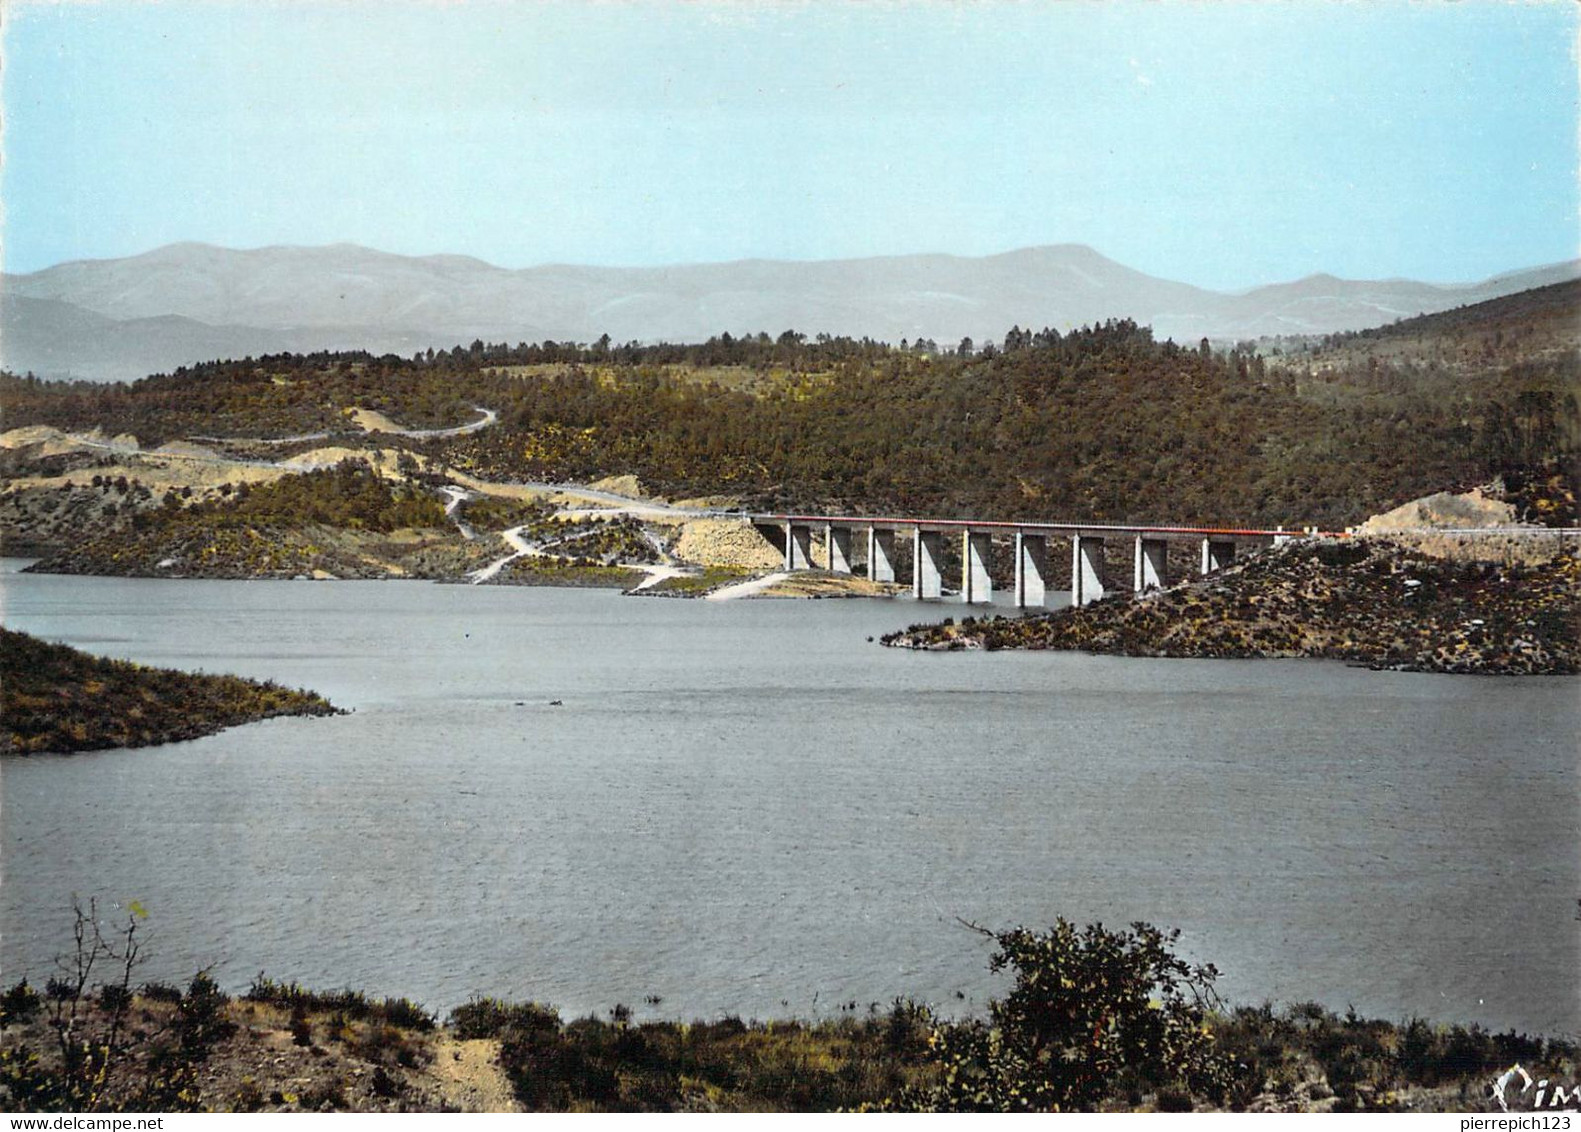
0, 628, 340, 754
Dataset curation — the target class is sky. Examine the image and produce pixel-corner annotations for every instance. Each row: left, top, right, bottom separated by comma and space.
2, 0, 1577, 289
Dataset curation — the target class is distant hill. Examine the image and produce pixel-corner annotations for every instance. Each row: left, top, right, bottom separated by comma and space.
1325, 276, 1581, 347
1284, 278, 1581, 376
1, 294, 304, 382
3, 241, 1576, 382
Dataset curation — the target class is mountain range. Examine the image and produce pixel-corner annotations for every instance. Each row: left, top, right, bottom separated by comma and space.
3, 242, 1576, 383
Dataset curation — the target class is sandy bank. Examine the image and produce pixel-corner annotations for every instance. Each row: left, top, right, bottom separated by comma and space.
706, 570, 904, 600
673, 517, 783, 570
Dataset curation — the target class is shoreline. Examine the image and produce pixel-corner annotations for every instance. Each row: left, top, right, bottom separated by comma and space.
0, 627, 343, 756
882, 537, 1581, 676
3, 959, 1570, 1114
8, 554, 910, 602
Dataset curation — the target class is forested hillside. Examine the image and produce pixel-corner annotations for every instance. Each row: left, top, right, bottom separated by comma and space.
4, 284, 1576, 529
1290, 278, 1581, 373
163, 460, 445, 533
23, 461, 460, 579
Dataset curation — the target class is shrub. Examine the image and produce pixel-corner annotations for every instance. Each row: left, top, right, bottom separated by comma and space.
233, 1077, 265, 1112
178, 972, 236, 1058
378, 996, 436, 1032
890, 919, 1229, 1112
371, 1065, 405, 1099
500, 1021, 619, 1110
883, 998, 933, 1059
245, 976, 434, 1032
448, 997, 561, 1040
140, 981, 184, 1004
1, 979, 42, 1026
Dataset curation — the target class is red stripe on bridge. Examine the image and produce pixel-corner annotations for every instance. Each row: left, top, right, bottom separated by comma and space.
752, 514, 1344, 539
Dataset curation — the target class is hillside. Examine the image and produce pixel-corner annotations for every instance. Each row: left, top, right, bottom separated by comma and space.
4, 242, 1576, 382
19, 460, 474, 580
1276, 278, 1581, 374
5, 281, 1578, 533
0, 628, 340, 754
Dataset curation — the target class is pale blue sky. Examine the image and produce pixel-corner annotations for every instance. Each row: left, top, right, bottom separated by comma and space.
3, 1, 1577, 287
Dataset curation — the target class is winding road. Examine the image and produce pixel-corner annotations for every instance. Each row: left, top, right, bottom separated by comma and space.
467, 525, 536, 584
18, 407, 762, 595
52, 406, 740, 525
191, 405, 499, 446
704, 571, 791, 601
439, 485, 478, 540
402, 406, 498, 438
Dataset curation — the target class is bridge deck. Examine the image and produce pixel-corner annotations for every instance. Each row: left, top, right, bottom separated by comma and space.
750, 513, 1333, 539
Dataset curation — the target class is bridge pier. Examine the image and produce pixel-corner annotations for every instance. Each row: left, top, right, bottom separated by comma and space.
825, 524, 853, 574
1072, 535, 1106, 606
784, 522, 813, 570
961, 530, 993, 604
1200, 538, 1236, 574
1134, 536, 1168, 593
752, 513, 1308, 599
1014, 531, 1047, 608
913, 528, 943, 599
867, 527, 896, 582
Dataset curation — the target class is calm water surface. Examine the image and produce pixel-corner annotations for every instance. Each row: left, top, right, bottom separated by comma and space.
2, 562, 1576, 1035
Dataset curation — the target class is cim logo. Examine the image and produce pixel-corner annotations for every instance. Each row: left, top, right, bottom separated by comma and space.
1493, 1065, 1581, 1112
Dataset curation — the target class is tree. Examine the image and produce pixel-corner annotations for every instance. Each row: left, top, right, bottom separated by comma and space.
891, 919, 1228, 1111
0, 901, 230, 1111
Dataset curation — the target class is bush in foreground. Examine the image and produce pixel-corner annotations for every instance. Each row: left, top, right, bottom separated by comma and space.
4, 908, 1575, 1112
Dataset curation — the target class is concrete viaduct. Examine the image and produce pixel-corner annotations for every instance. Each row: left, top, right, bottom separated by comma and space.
750, 514, 1329, 607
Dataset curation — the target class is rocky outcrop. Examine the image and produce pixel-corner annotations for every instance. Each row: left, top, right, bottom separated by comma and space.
883, 538, 1580, 675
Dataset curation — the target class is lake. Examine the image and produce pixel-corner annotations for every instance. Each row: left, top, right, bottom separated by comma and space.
2, 561, 1577, 1036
